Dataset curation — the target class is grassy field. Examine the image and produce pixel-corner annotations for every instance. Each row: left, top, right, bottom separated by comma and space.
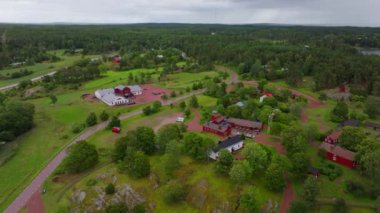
0, 50, 97, 87
0, 66, 220, 210
154, 71, 219, 91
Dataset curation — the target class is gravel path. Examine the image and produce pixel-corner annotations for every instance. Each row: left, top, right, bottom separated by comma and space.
0, 71, 56, 91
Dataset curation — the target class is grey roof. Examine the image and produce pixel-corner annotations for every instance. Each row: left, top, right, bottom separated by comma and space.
115, 85, 126, 90
128, 85, 142, 92
95, 89, 127, 105
341, 119, 360, 127
203, 121, 230, 132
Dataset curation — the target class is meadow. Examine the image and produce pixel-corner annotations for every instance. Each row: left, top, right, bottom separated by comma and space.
0, 50, 97, 87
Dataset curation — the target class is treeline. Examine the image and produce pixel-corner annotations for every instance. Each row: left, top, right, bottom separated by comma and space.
0, 94, 35, 142
1, 24, 380, 95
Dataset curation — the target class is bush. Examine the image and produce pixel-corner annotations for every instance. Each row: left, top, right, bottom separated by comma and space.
99, 110, 109, 121
60, 141, 99, 173
162, 181, 186, 204
107, 116, 121, 129
86, 178, 97, 186
71, 123, 85, 133
132, 204, 146, 213
319, 161, 342, 180
333, 198, 347, 213
105, 203, 128, 213
86, 112, 97, 127
345, 180, 366, 197
105, 183, 116, 195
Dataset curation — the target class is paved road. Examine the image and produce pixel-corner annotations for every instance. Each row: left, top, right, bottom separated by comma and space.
4, 89, 205, 213
0, 71, 56, 91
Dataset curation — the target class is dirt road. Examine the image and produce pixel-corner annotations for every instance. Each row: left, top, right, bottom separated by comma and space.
0, 71, 56, 91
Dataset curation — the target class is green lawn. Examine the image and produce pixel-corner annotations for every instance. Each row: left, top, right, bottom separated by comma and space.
0, 50, 98, 87
154, 71, 219, 91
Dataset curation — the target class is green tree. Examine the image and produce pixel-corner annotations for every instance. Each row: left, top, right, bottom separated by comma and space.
105, 183, 116, 195
86, 112, 97, 127
183, 133, 213, 161
108, 116, 121, 129
288, 200, 310, 213
123, 150, 150, 178
162, 181, 186, 204
142, 105, 152, 115
301, 176, 319, 207
152, 100, 162, 113
340, 126, 365, 151
364, 96, 380, 119
156, 123, 185, 152
240, 186, 261, 213
189, 95, 199, 108
50, 95, 57, 104
214, 149, 234, 175
360, 149, 380, 183
242, 143, 270, 172
330, 101, 348, 123
112, 137, 128, 162
290, 152, 310, 178
61, 141, 99, 173
333, 198, 347, 213
99, 110, 109, 121
265, 158, 286, 192
229, 160, 252, 184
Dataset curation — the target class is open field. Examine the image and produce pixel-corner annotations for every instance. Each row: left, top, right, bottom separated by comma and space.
154, 71, 219, 91
0, 50, 97, 87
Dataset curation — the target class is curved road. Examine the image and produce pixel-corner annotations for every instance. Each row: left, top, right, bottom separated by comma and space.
4, 90, 205, 213
0, 71, 56, 91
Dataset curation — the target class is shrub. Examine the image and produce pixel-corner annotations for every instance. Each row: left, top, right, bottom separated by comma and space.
86, 178, 97, 186
72, 123, 85, 133
86, 112, 97, 127
162, 181, 186, 204
345, 180, 366, 197
60, 141, 99, 173
105, 203, 128, 213
105, 183, 116, 195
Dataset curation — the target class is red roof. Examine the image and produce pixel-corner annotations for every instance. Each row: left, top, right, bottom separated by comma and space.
265, 92, 273, 97
319, 143, 356, 161
326, 131, 341, 140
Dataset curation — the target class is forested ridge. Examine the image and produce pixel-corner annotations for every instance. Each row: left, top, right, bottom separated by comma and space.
1, 24, 380, 95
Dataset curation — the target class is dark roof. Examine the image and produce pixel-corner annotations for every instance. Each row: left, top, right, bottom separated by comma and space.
365, 121, 380, 129
213, 135, 244, 152
319, 143, 356, 161
341, 119, 360, 127
227, 117, 262, 129
203, 121, 230, 132
308, 167, 320, 175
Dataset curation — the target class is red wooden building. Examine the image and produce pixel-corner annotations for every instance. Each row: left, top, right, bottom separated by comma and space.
319, 143, 356, 169
114, 85, 134, 97
227, 117, 263, 131
203, 114, 232, 137
112, 56, 121, 64
324, 131, 341, 145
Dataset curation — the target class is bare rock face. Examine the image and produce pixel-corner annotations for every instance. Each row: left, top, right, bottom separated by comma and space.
187, 179, 209, 208
149, 173, 160, 190
71, 190, 86, 205
115, 184, 145, 211
112, 175, 118, 184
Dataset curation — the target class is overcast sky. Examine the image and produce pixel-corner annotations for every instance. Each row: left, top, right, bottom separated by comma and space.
0, 0, 378, 27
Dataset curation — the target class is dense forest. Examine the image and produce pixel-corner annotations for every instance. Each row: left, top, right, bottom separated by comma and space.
0, 24, 380, 95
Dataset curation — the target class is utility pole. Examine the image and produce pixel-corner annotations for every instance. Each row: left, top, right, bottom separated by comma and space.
267, 109, 280, 134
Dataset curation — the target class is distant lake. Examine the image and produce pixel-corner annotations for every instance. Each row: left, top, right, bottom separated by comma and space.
360, 50, 380, 56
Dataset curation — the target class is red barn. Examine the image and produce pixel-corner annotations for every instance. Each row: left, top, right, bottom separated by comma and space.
211, 114, 225, 124
114, 85, 133, 97
227, 117, 263, 131
324, 131, 341, 145
319, 143, 356, 169
203, 122, 231, 137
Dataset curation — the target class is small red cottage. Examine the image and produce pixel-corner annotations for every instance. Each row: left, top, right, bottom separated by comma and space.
339, 84, 346, 93
324, 131, 341, 145
112, 56, 121, 64
319, 143, 356, 169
